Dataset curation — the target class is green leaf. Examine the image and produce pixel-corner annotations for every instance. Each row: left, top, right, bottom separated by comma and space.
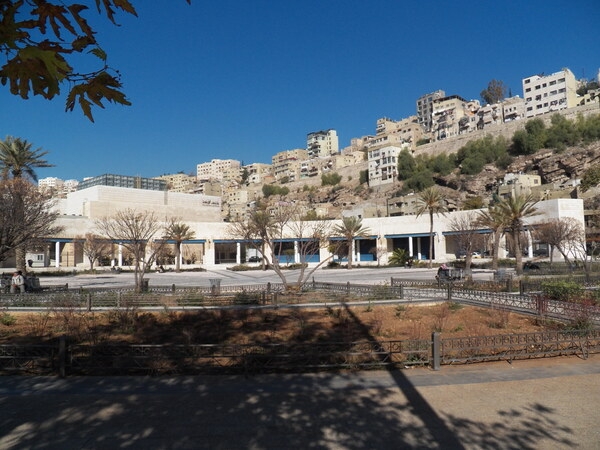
89, 47, 107, 62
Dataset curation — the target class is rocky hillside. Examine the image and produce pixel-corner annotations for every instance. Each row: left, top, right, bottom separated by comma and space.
268, 140, 600, 217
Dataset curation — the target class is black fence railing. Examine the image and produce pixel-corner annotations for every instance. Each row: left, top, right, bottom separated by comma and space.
520, 274, 600, 294
3, 330, 598, 376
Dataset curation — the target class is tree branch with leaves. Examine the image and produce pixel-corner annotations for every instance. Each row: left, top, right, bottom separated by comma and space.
0, 1, 190, 121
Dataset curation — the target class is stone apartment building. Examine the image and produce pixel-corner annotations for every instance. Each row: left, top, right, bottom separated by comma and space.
154, 173, 197, 193
431, 95, 480, 140
501, 96, 526, 122
522, 68, 579, 118
196, 159, 241, 182
367, 145, 402, 187
271, 149, 307, 182
375, 116, 425, 151
38, 177, 79, 197
243, 162, 272, 184
416, 90, 445, 132
306, 129, 339, 158
497, 173, 542, 199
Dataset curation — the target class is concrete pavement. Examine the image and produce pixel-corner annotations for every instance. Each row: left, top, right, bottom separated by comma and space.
27, 265, 498, 290
1, 355, 599, 449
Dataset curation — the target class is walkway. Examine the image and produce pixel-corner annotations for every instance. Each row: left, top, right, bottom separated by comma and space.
1, 356, 599, 449
24, 266, 495, 290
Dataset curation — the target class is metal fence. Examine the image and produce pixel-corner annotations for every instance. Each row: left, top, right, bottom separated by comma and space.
2, 330, 599, 376
440, 330, 600, 364
520, 274, 600, 294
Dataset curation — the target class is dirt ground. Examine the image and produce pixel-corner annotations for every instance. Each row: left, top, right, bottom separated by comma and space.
0, 302, 552, 346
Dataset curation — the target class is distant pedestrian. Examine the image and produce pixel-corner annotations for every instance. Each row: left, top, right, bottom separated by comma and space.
10, 271, 25, 294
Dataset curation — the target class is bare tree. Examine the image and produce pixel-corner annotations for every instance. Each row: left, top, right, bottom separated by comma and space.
80, 233, 112, 272
534, 218, 583, 265
228, 204, 338, 290
449, 212, 486, 271
0, 179, 62, 264
95, 209, 167, 292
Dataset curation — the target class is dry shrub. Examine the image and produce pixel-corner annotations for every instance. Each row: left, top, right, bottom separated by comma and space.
431, 303, 451, 332
487, 303, 511, 329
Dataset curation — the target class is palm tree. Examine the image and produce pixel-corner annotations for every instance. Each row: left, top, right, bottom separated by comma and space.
496, 194, 539, 275
415, 187, 447, 268
476, 204, 509, 271
333, 216, 371, 269
0, 136, 54, 181
0, 136, 54, 273
164, 220, 196, 272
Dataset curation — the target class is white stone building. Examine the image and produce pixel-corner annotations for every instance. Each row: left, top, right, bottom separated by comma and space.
196, 159, 241, 182
307, 129, 339, 158
522, 68, 579, 118
367, 145, 402, 187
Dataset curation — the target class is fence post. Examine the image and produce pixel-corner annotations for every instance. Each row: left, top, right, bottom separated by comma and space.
432, 332, 441, 371
447, 283, 452, 302
346, 281, 350, 294
267, 282, 271, 295
86, 293, 92, 312
58, 335, 66, 378
273, 292, 278, 308
117, 292, 121, 308
519, 280, 524, 295
171, 284, 176, 293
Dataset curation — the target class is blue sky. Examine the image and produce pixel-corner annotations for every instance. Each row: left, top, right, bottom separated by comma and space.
1, 0, 599, 181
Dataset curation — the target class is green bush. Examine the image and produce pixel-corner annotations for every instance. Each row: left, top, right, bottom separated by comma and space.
228, 264, 259, 271
0, 312, 16, 326
234, 291, 260, 305
541, 280, 584, 302
321, 172, 342, 186
388, 248, 409, 266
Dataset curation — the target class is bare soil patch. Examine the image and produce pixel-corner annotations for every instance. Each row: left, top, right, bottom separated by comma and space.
0, 302, 551, 346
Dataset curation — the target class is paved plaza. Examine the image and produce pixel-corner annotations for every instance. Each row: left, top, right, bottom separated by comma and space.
27, 265, 497, 290
2, 266, 599, 449
1, 356, 599, 449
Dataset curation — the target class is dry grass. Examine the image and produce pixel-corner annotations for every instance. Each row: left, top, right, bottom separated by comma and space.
0, 303, 547, 346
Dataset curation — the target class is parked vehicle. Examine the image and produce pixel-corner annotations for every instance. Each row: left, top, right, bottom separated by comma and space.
436, 265, 464, 282
523, 261, 540, 271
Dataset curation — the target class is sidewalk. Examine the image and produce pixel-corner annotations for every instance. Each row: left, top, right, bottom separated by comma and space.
21, 266, 496, 290
1, 355, 599, 449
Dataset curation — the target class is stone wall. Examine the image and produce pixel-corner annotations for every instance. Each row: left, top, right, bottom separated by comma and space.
415, 103, 600, 158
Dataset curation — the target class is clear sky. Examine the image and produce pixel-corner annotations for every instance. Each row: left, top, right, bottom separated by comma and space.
1, 0, 599, 181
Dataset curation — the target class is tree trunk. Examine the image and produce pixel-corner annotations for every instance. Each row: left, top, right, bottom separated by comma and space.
175, 242, 181, 272
514, 230, 523, 275
347, 238, 353, 270
15, 246, 26, 274
491, 230, 501, 271
428, 212, 434, 269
